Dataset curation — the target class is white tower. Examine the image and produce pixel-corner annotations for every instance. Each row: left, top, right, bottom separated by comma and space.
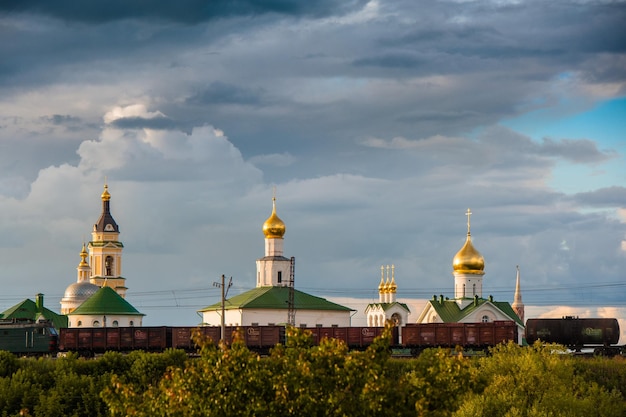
256, 196, 292, 287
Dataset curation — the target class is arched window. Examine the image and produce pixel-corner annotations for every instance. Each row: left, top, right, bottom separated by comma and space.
112, 320, 119, 327
105, 256, 114, 276
77, 321, 82, 327
129, 320, 134, 327
462, 284, 466, 298
277, 271, 282, 283
481, 315, 489, 323
93, 320, 101, 327
391, 313, 402, 326
472, 284, 476, 297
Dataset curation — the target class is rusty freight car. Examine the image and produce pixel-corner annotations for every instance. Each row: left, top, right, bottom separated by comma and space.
401, 321, 518, 352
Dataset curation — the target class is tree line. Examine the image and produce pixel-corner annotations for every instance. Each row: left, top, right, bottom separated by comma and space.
0, 326, 624, 416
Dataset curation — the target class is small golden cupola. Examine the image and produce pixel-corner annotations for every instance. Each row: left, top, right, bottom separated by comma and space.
262, 197, 286, 239
79, 243, 89, 267
101, 184, 111, 201
452, 209, 485, 275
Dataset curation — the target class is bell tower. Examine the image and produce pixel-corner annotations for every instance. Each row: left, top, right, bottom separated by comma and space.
89, 182, 127, 297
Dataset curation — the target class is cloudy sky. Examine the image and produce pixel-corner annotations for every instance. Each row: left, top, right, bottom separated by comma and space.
0, 0, 625, 331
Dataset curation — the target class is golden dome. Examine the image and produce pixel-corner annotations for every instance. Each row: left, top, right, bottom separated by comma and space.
453, 234, 485, 275
389, 276, 397, 293
101, 184, 111, 202
378, 276, 385, 292
262, 197, 286, 239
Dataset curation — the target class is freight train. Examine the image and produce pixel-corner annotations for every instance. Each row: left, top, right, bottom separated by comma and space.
0, 317, 621, 357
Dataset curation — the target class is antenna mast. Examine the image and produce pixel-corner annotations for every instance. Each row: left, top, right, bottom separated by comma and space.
288, 257, 295, 326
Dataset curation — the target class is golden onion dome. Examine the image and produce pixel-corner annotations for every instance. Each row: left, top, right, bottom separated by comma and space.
101, 183, 111, 201
453, 234, 485, 275
389, 277, 397, 293
262, 197, 286, 239
378, 276, 385, 292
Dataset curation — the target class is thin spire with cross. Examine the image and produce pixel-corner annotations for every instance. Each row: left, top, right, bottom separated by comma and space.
465, 208, 472, 235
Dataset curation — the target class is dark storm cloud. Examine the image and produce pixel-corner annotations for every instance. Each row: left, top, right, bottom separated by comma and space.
108, 116, 183, 131
573, 187, 626, 208
536, 137, 617, 164
186, 82, 266, 106
352, 54, 424, 69
40, 114, 82, 126
0, 0, 369, 24
479, 127, 616, 165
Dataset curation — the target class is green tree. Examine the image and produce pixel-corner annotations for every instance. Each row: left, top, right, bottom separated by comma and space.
453, 342, 626, 417
104, 325, 410, 417
404, 348, 482, 417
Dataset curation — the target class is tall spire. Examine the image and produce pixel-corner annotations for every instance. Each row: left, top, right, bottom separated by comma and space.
93, 181, 119, 233
512, 265, 525, 323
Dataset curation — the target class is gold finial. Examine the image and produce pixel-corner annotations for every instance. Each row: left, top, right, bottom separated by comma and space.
384, 265, 391, 292
465, 208, 472, 235
79, 243, 89, 266
378, 266, 385, 292
390, 265, 397, 293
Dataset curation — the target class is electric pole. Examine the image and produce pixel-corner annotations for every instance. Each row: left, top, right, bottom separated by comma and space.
288, 257, 295, 326
213, 274, 232, 342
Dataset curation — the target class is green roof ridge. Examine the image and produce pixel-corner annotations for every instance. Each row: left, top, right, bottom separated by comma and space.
199, 286, 353, 312
1, 299, 68, 329
428, 297, 523, 325
70, 286, 144, 316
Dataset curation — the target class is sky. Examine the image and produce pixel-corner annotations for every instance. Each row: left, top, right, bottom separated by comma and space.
0, 0, 625, 337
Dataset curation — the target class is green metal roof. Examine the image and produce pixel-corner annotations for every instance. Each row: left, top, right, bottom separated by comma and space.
427, 297, 524, 326
69, 286, 144, 316
366, 302, 410, 313
1, 299, 68, 329
199, 286, 354, 312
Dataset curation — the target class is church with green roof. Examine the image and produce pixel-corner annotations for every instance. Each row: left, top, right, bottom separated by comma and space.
199, 197, 353, 327
415, 210, 525, 344
60, 184, 144, 328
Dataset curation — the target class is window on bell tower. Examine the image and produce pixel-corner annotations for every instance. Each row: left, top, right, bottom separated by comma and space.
277, 271, 282, 283
105, 256, 114, 276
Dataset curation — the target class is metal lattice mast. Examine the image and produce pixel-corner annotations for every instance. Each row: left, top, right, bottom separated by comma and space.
288, 257, 295, 326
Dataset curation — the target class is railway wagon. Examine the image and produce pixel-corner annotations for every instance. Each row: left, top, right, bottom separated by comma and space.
525, 317, 620, 349
306, 326, 399, 348
0, 320, 58, 355
171, 325, 285, 351
59, 327, 171, 353
401, 321, 518, 349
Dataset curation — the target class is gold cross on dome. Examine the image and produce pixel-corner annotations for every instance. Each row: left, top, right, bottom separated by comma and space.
466, 208, 472, 235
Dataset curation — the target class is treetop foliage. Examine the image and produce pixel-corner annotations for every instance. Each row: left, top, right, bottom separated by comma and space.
0, 325, 624, 416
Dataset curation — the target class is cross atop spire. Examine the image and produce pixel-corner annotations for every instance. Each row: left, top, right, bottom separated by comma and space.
465, 208, 472, 235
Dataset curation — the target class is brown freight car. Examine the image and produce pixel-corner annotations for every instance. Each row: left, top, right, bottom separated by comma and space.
305, 326, 398, 348
170, 326, 285, 352
401, 321, 518, 350
59, 327, 171, 354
